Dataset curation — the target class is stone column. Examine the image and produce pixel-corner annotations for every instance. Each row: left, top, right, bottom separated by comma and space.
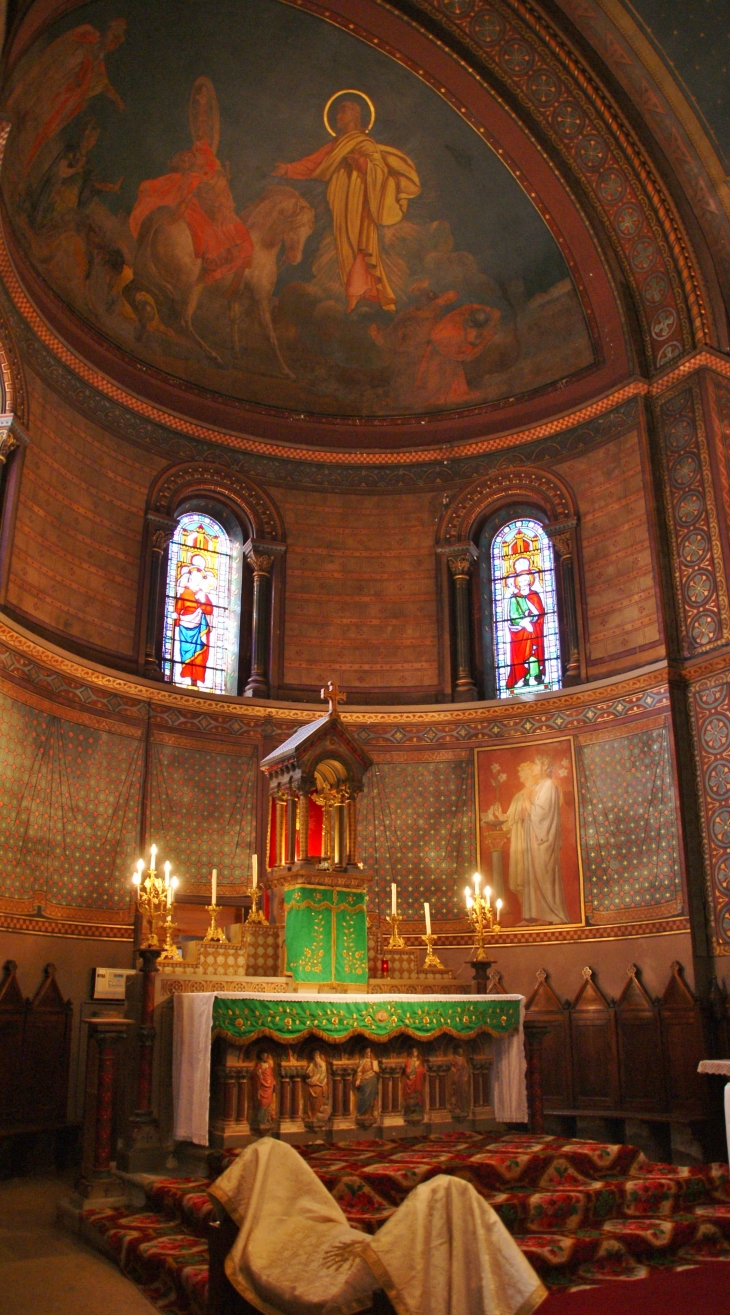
298, 790, 310, 863
447, 545, 478, 702
346, 796, 358, 867
546, 519, 581, 682
243, 543, 274, 698
143, 513, 175, 679
133, 948, 161, 1120
0, 417, 29, 607
275, 796, 287, 867
285, 793, 297, 865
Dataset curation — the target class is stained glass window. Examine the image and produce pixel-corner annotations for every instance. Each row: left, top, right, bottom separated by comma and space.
161, 508, 242, 695
483, 516, 562, 699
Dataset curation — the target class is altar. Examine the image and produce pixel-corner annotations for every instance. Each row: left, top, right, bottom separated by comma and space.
172, 991, 526, 1148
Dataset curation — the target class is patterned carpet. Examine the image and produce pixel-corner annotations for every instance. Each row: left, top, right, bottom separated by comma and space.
82, 1132, 730, 1314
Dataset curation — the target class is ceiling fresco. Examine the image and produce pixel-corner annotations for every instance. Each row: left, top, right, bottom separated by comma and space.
624, 0, 730, 169
0, 0, 594, 421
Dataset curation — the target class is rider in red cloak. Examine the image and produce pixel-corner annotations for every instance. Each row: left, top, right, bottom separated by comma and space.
129, 139, 253, 284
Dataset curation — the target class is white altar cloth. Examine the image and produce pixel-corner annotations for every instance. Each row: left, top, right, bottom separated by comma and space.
173, 991, 527, 1146
698, 1059, 730, 1162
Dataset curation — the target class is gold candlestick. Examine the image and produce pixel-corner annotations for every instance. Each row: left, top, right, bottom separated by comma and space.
386, 913, 406, 949
132, 849, 178, 949
158, 914, 182, 963
421, 932, 445, 970
242, 883, 267, 924
204, 903, 227, 943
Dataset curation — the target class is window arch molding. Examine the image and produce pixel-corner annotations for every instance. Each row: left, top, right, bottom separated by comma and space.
435, 467, 584, 702
138, 462, 286, 698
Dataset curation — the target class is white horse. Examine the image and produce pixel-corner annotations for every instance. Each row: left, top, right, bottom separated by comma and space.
124, 185, 314, 376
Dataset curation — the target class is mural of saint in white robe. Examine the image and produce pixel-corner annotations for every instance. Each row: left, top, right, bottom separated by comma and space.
500, 758, 569, 924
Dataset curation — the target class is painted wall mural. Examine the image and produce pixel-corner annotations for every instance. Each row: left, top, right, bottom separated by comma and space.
475, 738, 583, 928
0, 0, 592, 418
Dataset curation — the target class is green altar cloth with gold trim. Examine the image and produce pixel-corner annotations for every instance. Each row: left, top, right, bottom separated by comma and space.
212, 993, 521, 1044
283, 886, 368, 986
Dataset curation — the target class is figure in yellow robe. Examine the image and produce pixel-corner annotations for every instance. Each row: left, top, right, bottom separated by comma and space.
273, 98, 420, 311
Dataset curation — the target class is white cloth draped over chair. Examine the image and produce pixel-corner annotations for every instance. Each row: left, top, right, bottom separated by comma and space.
210, 1138, 546, 1315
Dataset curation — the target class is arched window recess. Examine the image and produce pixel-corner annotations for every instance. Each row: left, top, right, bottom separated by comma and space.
436, 472, 583, 703
138, 464, 285, 698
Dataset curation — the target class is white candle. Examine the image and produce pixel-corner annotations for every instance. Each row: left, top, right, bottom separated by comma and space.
465, 887, 473, 909
164, 861, 171, 887
424, 902, 431, 935
252, 854, 258, 889
133, 858, 143, 887
496, 898, 502, 923
171, 876, 179, 904
473, 871, 480, 892
391, 883, 397, 916
150, 844, 157, 873
166, 881, 172, 909
485, 885, 491, 909
212, 867, 217, 906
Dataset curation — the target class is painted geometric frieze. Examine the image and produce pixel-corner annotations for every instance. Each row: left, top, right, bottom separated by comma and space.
0, 689, 143, 910
358, 759, 476, 920
576, 723, 684, 922
146, 737, 258, 890
655, 382, 730, 655
689, 671, 730, 952
417, 0, 698, 367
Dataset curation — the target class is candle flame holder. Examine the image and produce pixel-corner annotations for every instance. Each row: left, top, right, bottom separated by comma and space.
467, 892, 501, 960
133, 858, 171, 949
421, 932, 446, 970
204, 903, 227, 943
158, 914, 182, 963
385, 913, 406, 949
243, 884, 267, 925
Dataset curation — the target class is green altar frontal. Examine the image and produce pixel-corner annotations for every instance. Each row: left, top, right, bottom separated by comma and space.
283, 886, 368, 987
212, 993, 521, 1043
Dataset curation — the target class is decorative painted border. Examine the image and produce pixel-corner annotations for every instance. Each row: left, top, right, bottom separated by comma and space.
654, 379, 730, 656
687, 665, 730, 954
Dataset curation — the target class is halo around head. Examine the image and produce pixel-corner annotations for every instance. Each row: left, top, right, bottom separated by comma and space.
324, 90, 376, 136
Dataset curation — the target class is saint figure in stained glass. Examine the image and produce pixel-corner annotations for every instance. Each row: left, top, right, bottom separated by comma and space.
485, 517, 561, 699
162, 508, 241, 695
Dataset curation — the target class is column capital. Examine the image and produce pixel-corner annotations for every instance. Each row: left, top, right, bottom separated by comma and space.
545, 519, 578, 558
244, 538, 286, 577
145, 511, 176, 553
0, 414, 29, 464
438, 541, 478, 579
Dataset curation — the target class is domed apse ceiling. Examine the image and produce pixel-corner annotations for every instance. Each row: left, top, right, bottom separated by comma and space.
624, 0, 730, 168
0, 0, 593, 421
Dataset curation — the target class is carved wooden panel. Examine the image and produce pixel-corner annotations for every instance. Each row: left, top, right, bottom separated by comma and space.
524, 970, 572, 1110
616, 965, 664, 1113
569, 968, 619, 1109
660, 962, 708, 1117
0, 962, 72, 1136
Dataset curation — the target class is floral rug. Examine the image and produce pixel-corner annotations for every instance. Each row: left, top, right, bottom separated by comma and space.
82, 1132, 730, 1314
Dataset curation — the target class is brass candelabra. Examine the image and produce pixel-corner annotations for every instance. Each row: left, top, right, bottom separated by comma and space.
132, 848, 180, 949
465, 881, 502, 961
